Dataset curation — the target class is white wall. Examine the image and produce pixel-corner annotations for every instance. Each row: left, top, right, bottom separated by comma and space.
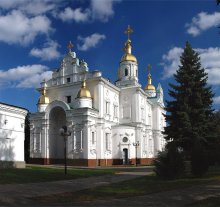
0, 104, 27, 165
112, 126, 136, 159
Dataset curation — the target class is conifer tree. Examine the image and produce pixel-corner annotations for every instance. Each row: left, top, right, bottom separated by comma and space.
164, 42, 214, 156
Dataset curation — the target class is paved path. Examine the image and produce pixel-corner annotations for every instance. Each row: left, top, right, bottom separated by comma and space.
75, 180, 220, 207
0, 170, 151, 206
0, 167, 220, 207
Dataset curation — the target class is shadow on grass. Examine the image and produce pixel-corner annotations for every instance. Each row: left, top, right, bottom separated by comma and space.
0, 166, 116, 184
31, 169, 220, 205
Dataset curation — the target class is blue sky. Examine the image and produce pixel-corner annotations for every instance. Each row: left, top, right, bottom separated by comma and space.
0, 0, 220, 112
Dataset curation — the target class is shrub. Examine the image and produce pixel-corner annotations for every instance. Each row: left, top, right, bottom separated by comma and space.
191, 145, 209, 177
154, 146, 185, 179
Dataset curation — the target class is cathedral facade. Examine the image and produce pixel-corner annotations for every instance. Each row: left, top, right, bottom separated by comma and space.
29, 26, 166, 166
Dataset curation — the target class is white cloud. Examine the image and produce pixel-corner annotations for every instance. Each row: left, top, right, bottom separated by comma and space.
58, 0, 120, 23
0, 0, 60, 15
91, 0, 120, 22
0, 0, 120, 47
17, 70, 52, 88
213, 96, 220, 105
0, 65, 52, 88
0, 0, 26, 10
0, 10, 52, 45
20, 0, 58, 16
77, 33, 106, 51
162, 47, 220, 85
30, 40, 61, 61
186, 12, 220, 36
197, 48, 220, 68
162, 47, 183, 79
58, 7, 90, 23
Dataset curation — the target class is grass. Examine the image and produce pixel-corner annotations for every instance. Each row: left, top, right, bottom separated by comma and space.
0, 166, 116, 184
33, 166, 220, 204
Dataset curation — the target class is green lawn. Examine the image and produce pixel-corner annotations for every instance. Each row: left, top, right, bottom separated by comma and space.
33, 166, 220, 204
1, 166, 220, 205
0, 166, 115, 184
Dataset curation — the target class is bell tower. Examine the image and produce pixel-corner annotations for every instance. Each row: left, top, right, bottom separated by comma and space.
116, 25, 139, 87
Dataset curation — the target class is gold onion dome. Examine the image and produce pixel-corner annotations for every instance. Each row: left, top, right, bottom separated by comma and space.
145, 64, 156, 91
38, 87, 49, 104
77, 80, 91, 98
120, 25, 137, 63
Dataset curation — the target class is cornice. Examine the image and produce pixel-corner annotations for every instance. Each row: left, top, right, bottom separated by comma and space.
0, 103, 28, 116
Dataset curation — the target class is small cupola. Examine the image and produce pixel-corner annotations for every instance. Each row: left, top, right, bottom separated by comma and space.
38, 80, 49, 112
77, 80, 91, 99
145, 64, 156, 97
38, 81, 49, 104
75, 80, 92, 108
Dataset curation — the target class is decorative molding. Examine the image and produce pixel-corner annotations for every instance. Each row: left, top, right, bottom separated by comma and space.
0, 104, 27, 116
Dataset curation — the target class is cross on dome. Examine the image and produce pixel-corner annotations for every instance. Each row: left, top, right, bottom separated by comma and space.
120, 25, 137, 63
147, 64, 151, 74
67, 41, 74, 52
125, 25, 133, 40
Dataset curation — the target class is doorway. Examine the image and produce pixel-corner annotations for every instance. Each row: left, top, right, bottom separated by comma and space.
49, 106, 66, 160
123, 148, 128, 165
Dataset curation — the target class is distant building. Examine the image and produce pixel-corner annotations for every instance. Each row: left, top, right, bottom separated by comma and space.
0, 102, 28, 168
30, 26, 166, 166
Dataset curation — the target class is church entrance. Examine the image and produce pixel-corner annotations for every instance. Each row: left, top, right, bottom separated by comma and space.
49, 106, 66, 162
122, 148, 128, 165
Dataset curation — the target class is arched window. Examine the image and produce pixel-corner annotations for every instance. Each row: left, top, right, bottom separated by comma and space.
125, 68, 128, 76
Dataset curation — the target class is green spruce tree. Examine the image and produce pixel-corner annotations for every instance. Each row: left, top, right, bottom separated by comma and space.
208, 110, 220, 165
164, 42, 214, 176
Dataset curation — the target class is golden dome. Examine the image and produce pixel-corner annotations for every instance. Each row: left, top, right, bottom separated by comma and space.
120, 26, 137, 63
77, 80, 91, 98
38, 88, 49, 104
121, 53, 137, 62
145, 64, 156, 91
145, 83, 156, 91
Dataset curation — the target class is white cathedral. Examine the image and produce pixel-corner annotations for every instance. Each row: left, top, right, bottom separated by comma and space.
30, 26, 166, 166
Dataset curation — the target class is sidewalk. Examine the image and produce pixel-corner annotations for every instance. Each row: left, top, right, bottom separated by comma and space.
1, 168, 219, 206
0, 171, 150, 206
81, 180, 220, 207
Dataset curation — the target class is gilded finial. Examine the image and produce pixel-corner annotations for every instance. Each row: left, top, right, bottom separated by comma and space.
144, 64, 156, 92
144, 64, 155, 91
147, 64, 152, 84
82, 80, 86, 88
42, 87, 46, 96
67, 41, 74, 52
125, 25, 133, 40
